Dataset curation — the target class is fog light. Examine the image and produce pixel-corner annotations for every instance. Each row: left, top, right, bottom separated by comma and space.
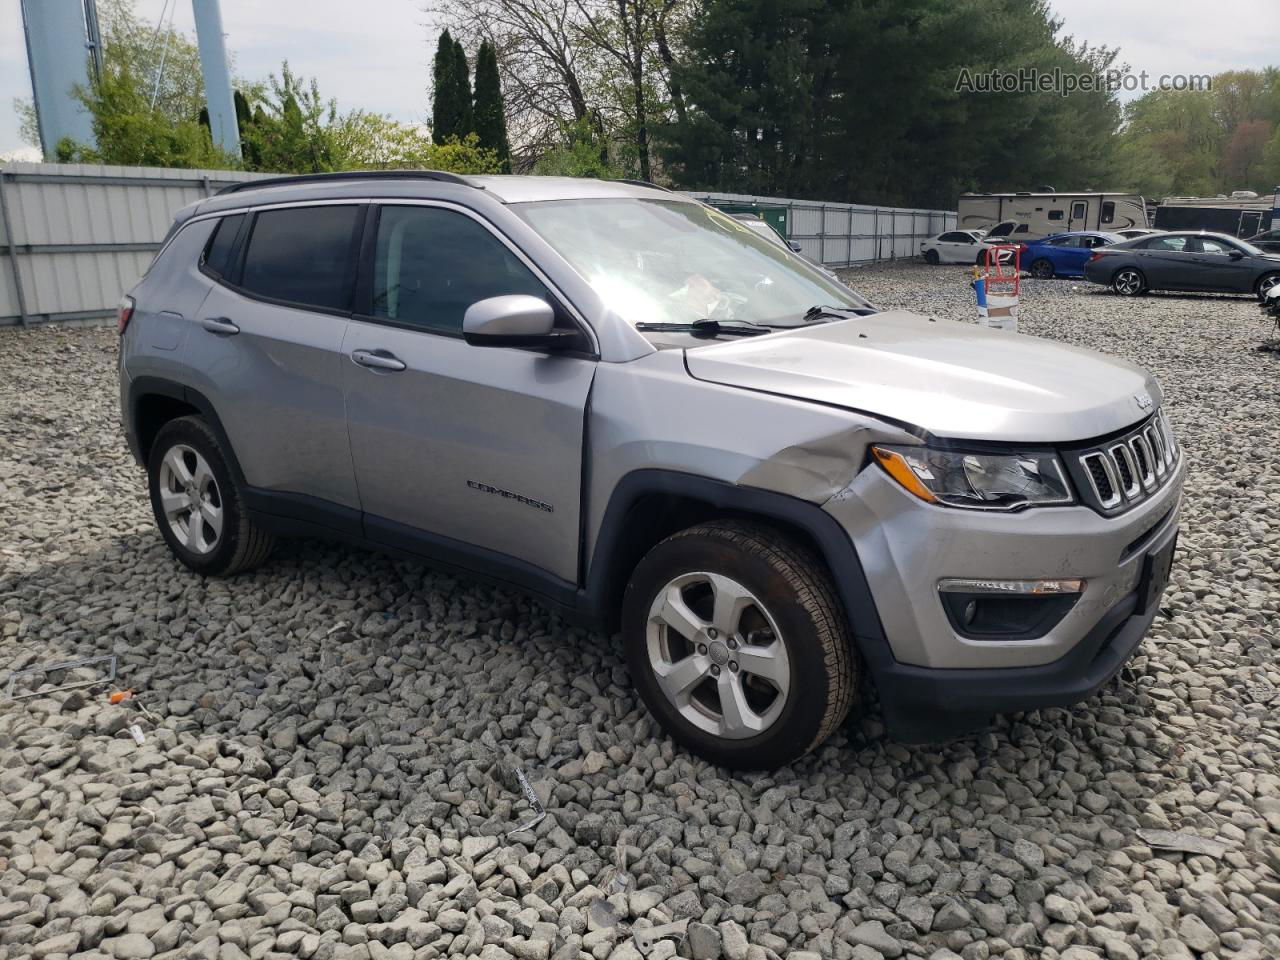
938, 578, 1084, 641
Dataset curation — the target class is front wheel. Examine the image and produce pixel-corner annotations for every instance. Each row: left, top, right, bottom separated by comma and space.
1256, 272, 1280, 301
622, 521, 856, 769
1112, 267, 1146, 296
1029, 258, 1055, 279
148, 416, 275, 576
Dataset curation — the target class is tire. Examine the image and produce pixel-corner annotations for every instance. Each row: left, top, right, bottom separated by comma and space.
621, 520, 856, 769
1256, 272, 1280, 301
975, 251, 988, 266
147, 416, 274, 576
1111, 267, 1146, 296
1030, 258, 1055, 279
924, 249, 940, 265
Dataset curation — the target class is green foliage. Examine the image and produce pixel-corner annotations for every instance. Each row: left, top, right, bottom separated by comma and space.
454, 40, 475, 138
1114, 68, 1280, 197
432, 29, 475, 145
326, 112, 500, 173
533, 118, 624, 178
59, 58, 233, 168
473, 41, 512, 172
661, 0, 1123, 207
239, 62, 338, 173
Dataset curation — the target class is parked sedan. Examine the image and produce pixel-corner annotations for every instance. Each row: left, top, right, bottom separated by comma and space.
920, 229, 986, 264
1084, 231, 1280, 300
1023, 231, 1123, 279
1116, 228, 1159, 240
1247, 228, 1280, 254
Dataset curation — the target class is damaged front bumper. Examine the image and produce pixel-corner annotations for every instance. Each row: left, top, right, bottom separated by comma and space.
824, 452, 1185, 741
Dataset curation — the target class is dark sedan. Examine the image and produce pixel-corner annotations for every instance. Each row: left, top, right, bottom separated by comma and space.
1083, 231, 1280, 300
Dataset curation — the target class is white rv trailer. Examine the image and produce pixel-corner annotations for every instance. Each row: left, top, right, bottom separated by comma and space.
958, 192, 1148, 240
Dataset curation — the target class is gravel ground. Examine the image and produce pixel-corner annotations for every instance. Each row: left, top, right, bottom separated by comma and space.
2, 262, 1279, 960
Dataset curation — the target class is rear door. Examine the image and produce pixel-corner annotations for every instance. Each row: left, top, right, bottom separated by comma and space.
341, 201, 596, 584
1135, 234, 1196, 289
190, 202, 363, 514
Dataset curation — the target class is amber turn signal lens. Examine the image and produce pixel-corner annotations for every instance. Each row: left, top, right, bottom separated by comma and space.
872, 446, 938, 504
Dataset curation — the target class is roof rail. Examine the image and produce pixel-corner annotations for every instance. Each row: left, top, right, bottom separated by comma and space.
610, 178, 675, 193
215, 169, 481, 197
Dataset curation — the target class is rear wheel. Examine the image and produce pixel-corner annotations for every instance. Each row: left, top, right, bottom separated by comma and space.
1256, 272, 1280, 301
1030, 258, 1055, 279
148, 416, 274, 576
622, 520, 856, 769
924, 249, 940, 265
1112, 267, 1146, 296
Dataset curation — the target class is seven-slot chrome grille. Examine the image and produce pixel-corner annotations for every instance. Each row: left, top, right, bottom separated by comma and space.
1066, 411, 1179, 514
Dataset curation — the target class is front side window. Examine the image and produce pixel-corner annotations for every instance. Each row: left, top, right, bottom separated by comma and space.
371, 205, 550, 334
940, 232, 972, 243
240, 205, 360, 311
1194, 237, 1235, 255
512, 198, 870, 332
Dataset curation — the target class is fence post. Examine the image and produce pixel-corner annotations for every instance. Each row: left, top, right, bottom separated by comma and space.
0, 171, 30, 326
846, 207, 853, 266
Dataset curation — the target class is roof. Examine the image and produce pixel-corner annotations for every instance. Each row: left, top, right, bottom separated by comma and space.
466, 175, 680, 203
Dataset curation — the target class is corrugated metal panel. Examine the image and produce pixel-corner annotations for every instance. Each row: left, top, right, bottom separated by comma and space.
1, 162, 269, 324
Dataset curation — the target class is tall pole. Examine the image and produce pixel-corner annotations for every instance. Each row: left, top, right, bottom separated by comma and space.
192, 0, 241, 159
20, 0, 97, 159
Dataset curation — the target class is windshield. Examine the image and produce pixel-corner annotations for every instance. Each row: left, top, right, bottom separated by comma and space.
513, 198, 870, 330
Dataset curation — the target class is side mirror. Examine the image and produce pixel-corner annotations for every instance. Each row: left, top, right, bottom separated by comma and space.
789, 242, 802, 252
1228, 250, 1245, 260
463, 295, 570, 349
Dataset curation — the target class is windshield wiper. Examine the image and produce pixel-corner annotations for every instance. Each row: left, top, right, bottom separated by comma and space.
801, 304, 874, 323
635, 319, 770, 337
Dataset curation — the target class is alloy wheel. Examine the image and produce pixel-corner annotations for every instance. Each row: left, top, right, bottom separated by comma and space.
1031, 259, 1054, 279
1114, 269, 1143, 296
1258, 274, 1280, 299
646, 571, 791, 740
158, 444, 224, 555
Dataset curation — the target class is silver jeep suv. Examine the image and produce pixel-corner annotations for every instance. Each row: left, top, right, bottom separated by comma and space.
119, 173, 1184, 768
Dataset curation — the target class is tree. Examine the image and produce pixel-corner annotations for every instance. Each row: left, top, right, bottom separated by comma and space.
454, 39, 476, 136
473, 41, 513, 171
240, 62, 339, 173
661, 0, 1124, 207
532, 116, 623, 175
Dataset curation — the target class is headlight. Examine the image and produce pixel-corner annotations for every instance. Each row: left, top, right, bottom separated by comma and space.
872, 444, 1074, 510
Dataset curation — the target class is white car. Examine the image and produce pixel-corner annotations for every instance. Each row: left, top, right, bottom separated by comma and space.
921, 230, 987, 264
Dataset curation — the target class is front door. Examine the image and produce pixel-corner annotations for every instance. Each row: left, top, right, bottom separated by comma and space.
1136, 234, 1197, 290
342, 202, 596, 584
1189, 236, 1256, 292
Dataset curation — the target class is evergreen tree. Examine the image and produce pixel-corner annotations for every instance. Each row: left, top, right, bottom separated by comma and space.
473, 41, 511, 173
432, 29, 460, 144
453, 39, 474, 139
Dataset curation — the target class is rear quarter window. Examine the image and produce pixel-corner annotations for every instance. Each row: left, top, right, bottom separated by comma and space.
201, 214, 245, 279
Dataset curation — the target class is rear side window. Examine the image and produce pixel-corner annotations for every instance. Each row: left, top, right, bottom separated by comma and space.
240, 205, 360, 311
201, 214, 244, 279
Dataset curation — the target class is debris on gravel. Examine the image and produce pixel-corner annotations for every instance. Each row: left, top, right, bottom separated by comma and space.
2, 262, 1278, 960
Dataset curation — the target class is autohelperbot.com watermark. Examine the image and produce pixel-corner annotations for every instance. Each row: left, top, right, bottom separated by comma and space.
955, 67, 1212, 97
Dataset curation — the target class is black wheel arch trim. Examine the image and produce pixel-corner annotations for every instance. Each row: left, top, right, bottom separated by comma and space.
127, 376, 248, 483
582, 469, 887, 650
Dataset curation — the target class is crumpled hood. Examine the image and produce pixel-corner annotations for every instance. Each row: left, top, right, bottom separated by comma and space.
684, 310, 1161, 443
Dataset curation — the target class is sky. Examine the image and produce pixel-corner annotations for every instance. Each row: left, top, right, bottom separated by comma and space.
0, 0, 1276, 159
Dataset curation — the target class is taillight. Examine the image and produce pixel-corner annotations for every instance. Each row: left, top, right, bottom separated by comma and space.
117, 296, 135, 335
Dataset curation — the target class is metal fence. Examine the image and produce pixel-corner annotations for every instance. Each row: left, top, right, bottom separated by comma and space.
0, 162, 267, 326
687, 191, 957, 268
0, 163, 958, 326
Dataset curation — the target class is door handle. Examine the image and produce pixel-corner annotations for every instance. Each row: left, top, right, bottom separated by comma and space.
200, 317, 240, 335
351, 349, 407, 372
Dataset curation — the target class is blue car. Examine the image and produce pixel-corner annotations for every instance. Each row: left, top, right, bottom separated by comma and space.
1024, 231, 1124, 279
